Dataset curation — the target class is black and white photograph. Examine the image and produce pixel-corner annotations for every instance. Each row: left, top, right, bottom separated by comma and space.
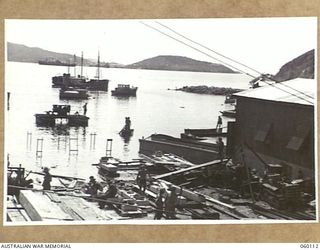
4, 17, 317, 224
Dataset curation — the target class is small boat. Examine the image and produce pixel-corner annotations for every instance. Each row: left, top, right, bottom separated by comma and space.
119, 128, 134, 137
35, 104, 89, 127
119, 117, 134, 139
111, 84, 137, 97
220, 109, 236, 118
224, 94, 236, 104
59, 87, 89, 100
184, 128, 227, 137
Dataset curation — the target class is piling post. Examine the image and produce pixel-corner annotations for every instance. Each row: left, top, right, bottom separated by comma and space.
93, 132, 96, 150
26, 132, 32, 150
36, 138, 44, 159
7, 92, 10, 110
69, 136, 79, 155
106, 139, 113, 157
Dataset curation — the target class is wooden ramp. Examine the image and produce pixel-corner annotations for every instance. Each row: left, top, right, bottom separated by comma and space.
154, 159, 227, 180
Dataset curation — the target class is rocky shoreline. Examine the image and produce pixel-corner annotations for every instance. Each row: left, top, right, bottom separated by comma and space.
175, 85, 243, 95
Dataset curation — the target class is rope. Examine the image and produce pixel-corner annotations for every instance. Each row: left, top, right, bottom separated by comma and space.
155, 21, 263, 76
140, 21, 256, 78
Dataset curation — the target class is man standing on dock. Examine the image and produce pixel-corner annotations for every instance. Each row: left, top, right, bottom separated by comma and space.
136, 165, 148, 192
216, 115, 222, 131
217, 137, 224, 162
165, 185, 178, 219
154, 188, 165, 220
42, 167, 52, 191
86, 176, 102, 196
83, 103, 88, 116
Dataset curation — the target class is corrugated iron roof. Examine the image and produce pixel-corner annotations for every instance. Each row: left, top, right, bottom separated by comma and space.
234, 78, 315, 106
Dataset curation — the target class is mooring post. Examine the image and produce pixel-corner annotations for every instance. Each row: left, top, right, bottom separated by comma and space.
90, 133, 93, 149
36, 138, 44, 159
93, 132, 96, 150
69, 136, 79, 155
26, 132, 32, 150
7, 92, 10, 110
106, 139, 113, 157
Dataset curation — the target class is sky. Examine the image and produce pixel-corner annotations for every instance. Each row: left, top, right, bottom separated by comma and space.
5, 17, 317, 75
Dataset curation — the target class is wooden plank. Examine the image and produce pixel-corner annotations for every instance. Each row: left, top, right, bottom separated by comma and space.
19, 190, 73, 221
154, 159, 227, 179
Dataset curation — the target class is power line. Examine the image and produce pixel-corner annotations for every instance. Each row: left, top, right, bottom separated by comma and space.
155, 21, 263, 76
277, 81, 314, 100
155, 21, 315, 102
140, 21, 257, 78
141, 21, 314, 105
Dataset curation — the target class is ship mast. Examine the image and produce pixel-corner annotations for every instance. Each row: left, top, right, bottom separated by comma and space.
73, 54, 76, 77
97, 51, 100, 80
80, 51, 83, 78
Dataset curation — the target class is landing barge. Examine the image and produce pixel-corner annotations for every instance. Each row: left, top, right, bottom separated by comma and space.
35, 105, 89, 127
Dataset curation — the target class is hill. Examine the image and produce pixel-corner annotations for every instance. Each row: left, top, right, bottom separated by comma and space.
124, 55, 237, 73
274, 49, 314, 82
7, 42, 93, 65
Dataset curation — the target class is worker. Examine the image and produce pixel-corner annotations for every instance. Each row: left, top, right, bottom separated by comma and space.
154, 188, 165, 220
125, 117, 131, 131
136, 165, 148, 192
83, 103, 88, 116
85, 176, 102, 196
216, 115, 222, 130
217, 137, 224, 162
165, 185, 178, 219
42, 167, 52, 191
98, 181, 118, 209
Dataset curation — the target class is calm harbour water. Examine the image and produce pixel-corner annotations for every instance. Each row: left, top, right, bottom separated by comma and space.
5, 62, 251, 179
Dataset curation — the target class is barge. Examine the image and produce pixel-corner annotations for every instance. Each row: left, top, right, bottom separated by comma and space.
35, 105, 89, 127
139, 134, 222, 164
111, 84, 137, 97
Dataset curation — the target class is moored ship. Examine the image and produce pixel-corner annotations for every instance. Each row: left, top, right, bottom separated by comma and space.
39, 58, 76, 67
35, 104, 89, 127
111, 84, 137, 97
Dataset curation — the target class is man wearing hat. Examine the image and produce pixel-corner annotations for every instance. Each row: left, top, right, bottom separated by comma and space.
136, 165, 149, 192
42, 167, 52, 191
165, 185, 178, 219
86, 176, 102, 196
154, 188, 165, 220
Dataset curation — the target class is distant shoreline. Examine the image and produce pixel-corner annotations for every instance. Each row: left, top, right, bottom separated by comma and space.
7, 60, 240, 74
